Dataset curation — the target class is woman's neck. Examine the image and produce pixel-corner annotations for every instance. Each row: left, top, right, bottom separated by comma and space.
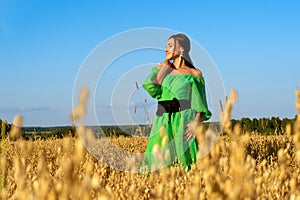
172, 58, 184, 69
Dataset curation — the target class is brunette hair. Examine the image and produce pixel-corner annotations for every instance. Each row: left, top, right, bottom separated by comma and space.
169, 33, 195, 69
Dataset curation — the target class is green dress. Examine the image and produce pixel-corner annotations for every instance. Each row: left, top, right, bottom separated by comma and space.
141, 67, 212, 172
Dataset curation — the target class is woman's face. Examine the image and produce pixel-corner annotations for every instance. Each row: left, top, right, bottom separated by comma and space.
164, 38, 181, 61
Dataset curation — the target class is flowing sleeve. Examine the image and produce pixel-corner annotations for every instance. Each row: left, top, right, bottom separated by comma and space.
191, 76, 212, 121
142, 67, 162, 99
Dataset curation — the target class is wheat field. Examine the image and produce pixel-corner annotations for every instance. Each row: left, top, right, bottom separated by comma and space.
0, 89, 300, 199
1, 128, 300, 199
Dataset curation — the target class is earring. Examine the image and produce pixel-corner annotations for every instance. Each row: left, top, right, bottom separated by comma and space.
180, 51, 184, 57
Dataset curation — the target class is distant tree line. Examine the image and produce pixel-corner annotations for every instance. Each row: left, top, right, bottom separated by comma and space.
22, 126, 76, 140
230, 116, 297, 135
0, 116, 298, 139
0, 120, 76, 140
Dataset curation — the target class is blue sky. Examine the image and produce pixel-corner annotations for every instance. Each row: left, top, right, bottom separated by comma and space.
0, 0, 299, 126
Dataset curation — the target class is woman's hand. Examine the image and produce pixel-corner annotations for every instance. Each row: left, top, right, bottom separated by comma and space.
184, 113, 202, 142
159, 59, 171, 67
184, 120, 200, 142
153, 60, 173, 85
156, 60, 172, 71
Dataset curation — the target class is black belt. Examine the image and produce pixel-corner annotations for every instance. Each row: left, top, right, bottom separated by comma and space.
156, 98, 191, 120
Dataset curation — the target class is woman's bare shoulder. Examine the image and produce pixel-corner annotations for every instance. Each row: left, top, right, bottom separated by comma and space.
191, 68, 202, 76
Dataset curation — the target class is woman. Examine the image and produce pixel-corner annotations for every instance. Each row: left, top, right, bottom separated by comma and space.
141, 34, 212, 172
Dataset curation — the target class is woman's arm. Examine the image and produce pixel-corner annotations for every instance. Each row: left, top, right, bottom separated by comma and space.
152, 61, 173, 86
194, 112, 202, 122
